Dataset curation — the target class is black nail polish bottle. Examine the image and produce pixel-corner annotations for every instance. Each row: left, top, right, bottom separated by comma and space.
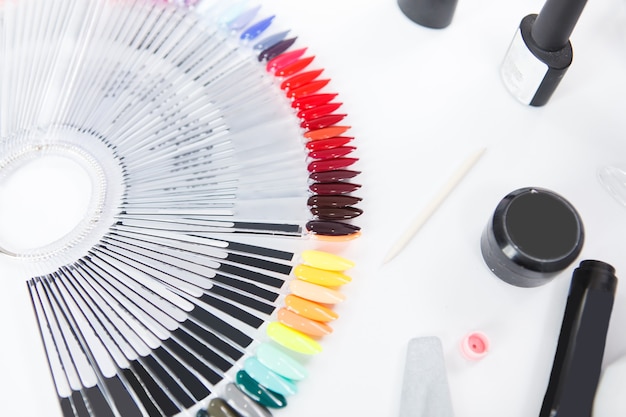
397, 0, 458, 29
500, 0, 588, 106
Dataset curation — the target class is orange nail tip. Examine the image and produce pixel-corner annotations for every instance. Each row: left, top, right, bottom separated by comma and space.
278, 308, 333, 337
284, 294, 339, 322
304, 125, 351, 140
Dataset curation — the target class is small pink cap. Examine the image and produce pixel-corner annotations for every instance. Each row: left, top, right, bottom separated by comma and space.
460, 331, 490, 360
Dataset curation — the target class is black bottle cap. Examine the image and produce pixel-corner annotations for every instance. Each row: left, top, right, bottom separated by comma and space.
397, 0, 458, 29
481, 187, 585, 287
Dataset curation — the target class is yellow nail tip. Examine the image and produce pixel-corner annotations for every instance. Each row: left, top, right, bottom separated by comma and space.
266, 322, 322, 355
294, 264, 352, 287
301, 250, 355, 271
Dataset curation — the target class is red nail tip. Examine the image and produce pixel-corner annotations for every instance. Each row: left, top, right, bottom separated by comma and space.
307, 195, 362, 208
275, 56, 316, 77
301, 114, 347, 130
287, 79, 331, 99
281, 69, 324, 91
311, 206, 363, 220
266, 47, 307, 72
292, 93, 338, 110
298, 102, 343, 121
309, 170, 361, 182
303, 126, 351, 140
307, 157, 358, 173
305, 137, 354, 151
308, 146, 355, 160
309, 182, 362, 194
306, 220, 361, 236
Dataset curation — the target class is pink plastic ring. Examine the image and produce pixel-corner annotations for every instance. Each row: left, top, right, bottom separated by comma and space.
460, 331, 490, 360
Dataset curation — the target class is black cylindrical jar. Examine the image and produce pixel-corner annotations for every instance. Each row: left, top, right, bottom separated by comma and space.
481, 187, 584, 287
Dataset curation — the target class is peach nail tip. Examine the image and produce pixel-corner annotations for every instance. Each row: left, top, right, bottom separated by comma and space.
289, 279, 346, 304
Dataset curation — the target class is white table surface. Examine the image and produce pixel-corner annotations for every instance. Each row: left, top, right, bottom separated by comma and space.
263, 0, 626, 416
2, 0, 626, 416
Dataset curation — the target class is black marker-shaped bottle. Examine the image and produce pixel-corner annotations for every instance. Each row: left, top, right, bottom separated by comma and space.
500, 0, 588, 106
539, 260, 618, 417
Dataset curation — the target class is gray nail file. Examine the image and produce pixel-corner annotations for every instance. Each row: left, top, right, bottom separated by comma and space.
399, 336, 455, 417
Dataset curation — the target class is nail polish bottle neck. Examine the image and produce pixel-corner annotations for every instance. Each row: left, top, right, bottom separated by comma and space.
532, 0, 588, 51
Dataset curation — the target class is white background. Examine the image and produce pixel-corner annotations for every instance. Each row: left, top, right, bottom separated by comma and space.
2, 0, 626, 416
263, 0, 626, 416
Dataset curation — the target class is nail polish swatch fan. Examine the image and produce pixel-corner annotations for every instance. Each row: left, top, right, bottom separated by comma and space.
0, 1, 362, 416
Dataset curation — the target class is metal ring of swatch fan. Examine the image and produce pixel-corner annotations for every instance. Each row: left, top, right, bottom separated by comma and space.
0, 1, 362, 417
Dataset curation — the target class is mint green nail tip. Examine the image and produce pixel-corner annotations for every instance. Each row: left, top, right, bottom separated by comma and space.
236, 370, 288, 409
256, 342, 308, 381
244, 356, 298, 396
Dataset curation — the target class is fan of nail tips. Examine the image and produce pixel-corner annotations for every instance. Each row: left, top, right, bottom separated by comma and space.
0, 0, 362, 416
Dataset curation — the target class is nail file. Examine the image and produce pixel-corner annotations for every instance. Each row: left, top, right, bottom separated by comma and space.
399, 337, 455, 417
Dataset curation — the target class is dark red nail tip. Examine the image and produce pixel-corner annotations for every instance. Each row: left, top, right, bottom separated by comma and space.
306, 220, 361, 236
309, 169, 361, 182
308, 146, 355, 160
309, 182, 361, 194
307, 195, 362, 208
311, 207, 363, 220
307, 157, 358, 173
301, 114, 347, 130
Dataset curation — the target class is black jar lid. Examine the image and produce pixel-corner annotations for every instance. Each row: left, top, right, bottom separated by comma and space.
481, 187, 584, 287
